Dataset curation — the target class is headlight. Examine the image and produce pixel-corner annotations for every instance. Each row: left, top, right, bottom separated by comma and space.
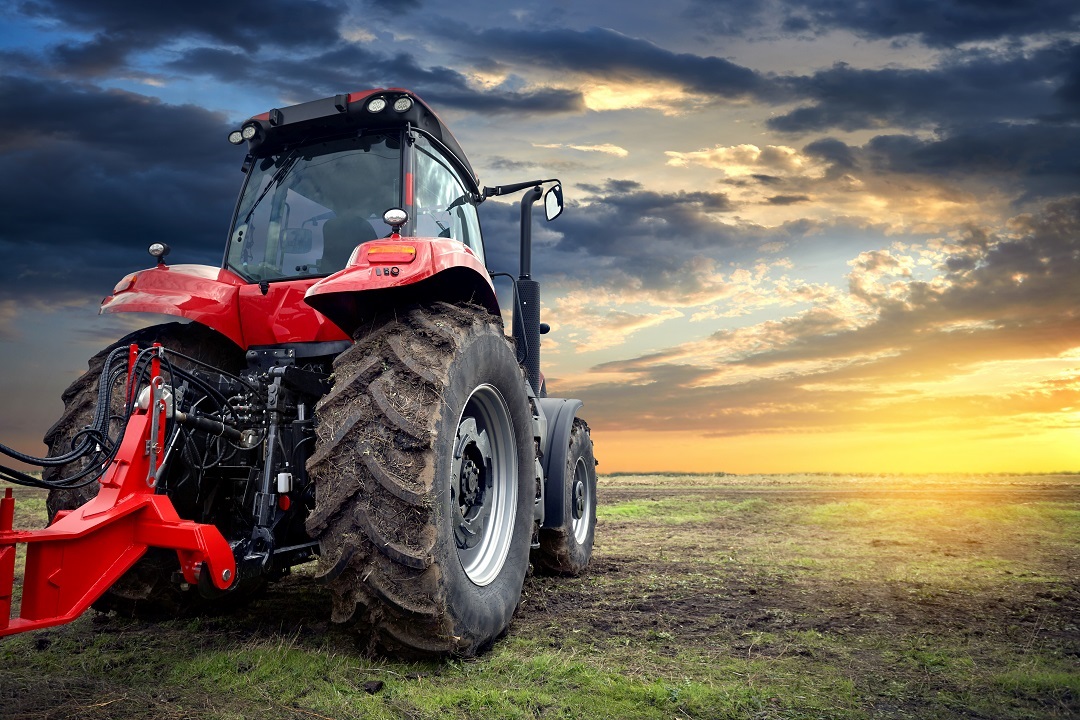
393, 96, 413, 112
366, 97, 387, 113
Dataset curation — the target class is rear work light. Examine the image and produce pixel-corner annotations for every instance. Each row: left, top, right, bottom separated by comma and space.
366, 97, 387, 113
393, 96, 413, 112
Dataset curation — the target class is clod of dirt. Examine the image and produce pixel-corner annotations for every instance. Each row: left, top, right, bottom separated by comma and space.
362, 680, 384, 694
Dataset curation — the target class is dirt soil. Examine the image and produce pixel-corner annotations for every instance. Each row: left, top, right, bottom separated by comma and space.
513, 477, 1080, 715
520, 483, 1071, 643
2, 475, 1077, 719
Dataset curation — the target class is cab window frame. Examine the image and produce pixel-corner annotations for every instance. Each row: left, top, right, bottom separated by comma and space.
409, 133, 485, 265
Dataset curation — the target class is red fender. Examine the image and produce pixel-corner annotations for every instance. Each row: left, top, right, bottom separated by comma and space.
100, 264, 350, 348
100, 264, 247, 347
99, 239, 498, 346
304, 237, 500, 337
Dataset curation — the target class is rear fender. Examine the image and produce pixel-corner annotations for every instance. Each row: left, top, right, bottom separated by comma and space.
304, 237, 499, 337
537, 398, 584, 527
100, 264, 247, 348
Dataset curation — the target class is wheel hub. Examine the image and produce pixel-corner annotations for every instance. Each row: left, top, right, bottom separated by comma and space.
452, 417, 492, 551
572, 479, 586, 519
570, 456, 592, 544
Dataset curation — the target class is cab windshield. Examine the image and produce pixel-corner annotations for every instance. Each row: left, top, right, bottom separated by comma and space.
227, 133, 401, 282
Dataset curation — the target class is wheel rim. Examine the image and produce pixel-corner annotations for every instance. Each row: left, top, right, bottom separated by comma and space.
570, 456, 593, 544
451, 383, 518, 587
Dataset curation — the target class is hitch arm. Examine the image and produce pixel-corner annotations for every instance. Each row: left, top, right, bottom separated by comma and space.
0, 346, 236, 636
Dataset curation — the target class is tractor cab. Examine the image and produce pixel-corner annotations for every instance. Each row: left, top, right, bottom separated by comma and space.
225, 90, 486, 283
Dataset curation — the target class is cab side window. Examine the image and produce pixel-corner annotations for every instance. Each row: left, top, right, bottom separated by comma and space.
413, 136, 484, 263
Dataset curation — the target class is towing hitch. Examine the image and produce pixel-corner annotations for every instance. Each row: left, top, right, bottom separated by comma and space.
0, 345, 236, 636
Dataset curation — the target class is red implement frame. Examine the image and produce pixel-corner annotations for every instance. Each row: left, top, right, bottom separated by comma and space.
0, 345, 236, 636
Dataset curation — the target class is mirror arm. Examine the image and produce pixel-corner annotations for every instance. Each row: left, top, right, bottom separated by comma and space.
483, 178, 558, 199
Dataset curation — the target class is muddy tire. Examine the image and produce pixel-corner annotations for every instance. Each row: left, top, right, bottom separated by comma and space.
532, 418, 597, 576
43, 321, 247, 617
306, 303, 534, 657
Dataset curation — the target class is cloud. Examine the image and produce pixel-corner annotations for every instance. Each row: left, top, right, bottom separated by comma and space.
666, 143, 826, 178
165, 46, 585, 116
535, 143, 630, 157
550, 299, 684, 352
786, 0, 1080, 47
482, 178, 751, 290
766, 194, 811, 205
0, 76, 237, 303
661, 125, 1079, 230
456, 26, 776, 103
16, 0, 347, 77
771, 42, 1080, 134
684, 0, 1079, 47
558, 197, 1080, 438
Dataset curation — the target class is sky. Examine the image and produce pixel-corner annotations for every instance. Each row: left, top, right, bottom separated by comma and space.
1, 0, 1079, 474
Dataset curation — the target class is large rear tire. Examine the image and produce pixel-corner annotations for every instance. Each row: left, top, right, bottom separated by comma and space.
306, 303, 534, 657
532, 418, 597, 576
43, 321, 247, 617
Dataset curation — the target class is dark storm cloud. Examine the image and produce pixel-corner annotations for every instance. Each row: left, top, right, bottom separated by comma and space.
480, 179, 779, 296
786, 0, 1079, 47
766, 195, 811, 205
15, 0, 346, 59
771, 43, 1076, 134
364, 0, 423, 10
463, 26, 775, 101
166, 47, 584, 116
801, 138, 856, 171
685, 0, 1078, 46
48, 33, 131, 78
804, 124, 1080, 200
0, 75, 238, 303
682, 0, 771, 35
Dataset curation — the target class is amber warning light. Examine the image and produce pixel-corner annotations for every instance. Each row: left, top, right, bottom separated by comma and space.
365, 244, 417, 264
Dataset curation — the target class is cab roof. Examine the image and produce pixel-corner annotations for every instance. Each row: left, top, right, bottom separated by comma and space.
235, 88, 479, 189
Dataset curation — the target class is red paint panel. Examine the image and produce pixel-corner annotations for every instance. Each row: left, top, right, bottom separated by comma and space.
304, 237, 499, 334
100, 264, 247, 347
308, 238, 493, 296
237, 279, 349, 346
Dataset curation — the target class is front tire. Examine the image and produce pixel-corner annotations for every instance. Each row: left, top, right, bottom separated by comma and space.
306, 303, 534, 657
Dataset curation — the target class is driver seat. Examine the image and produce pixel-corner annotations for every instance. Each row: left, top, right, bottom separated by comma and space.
320, 214, 378, 272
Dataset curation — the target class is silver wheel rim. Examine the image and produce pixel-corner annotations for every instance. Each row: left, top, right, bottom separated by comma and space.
570, 456, 593, 544
451, 383, 517, 587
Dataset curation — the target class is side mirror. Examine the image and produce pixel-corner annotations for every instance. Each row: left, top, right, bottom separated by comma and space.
544, 184, 564, 221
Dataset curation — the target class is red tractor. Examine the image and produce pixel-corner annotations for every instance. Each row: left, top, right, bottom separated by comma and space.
0, 88, 597, 656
